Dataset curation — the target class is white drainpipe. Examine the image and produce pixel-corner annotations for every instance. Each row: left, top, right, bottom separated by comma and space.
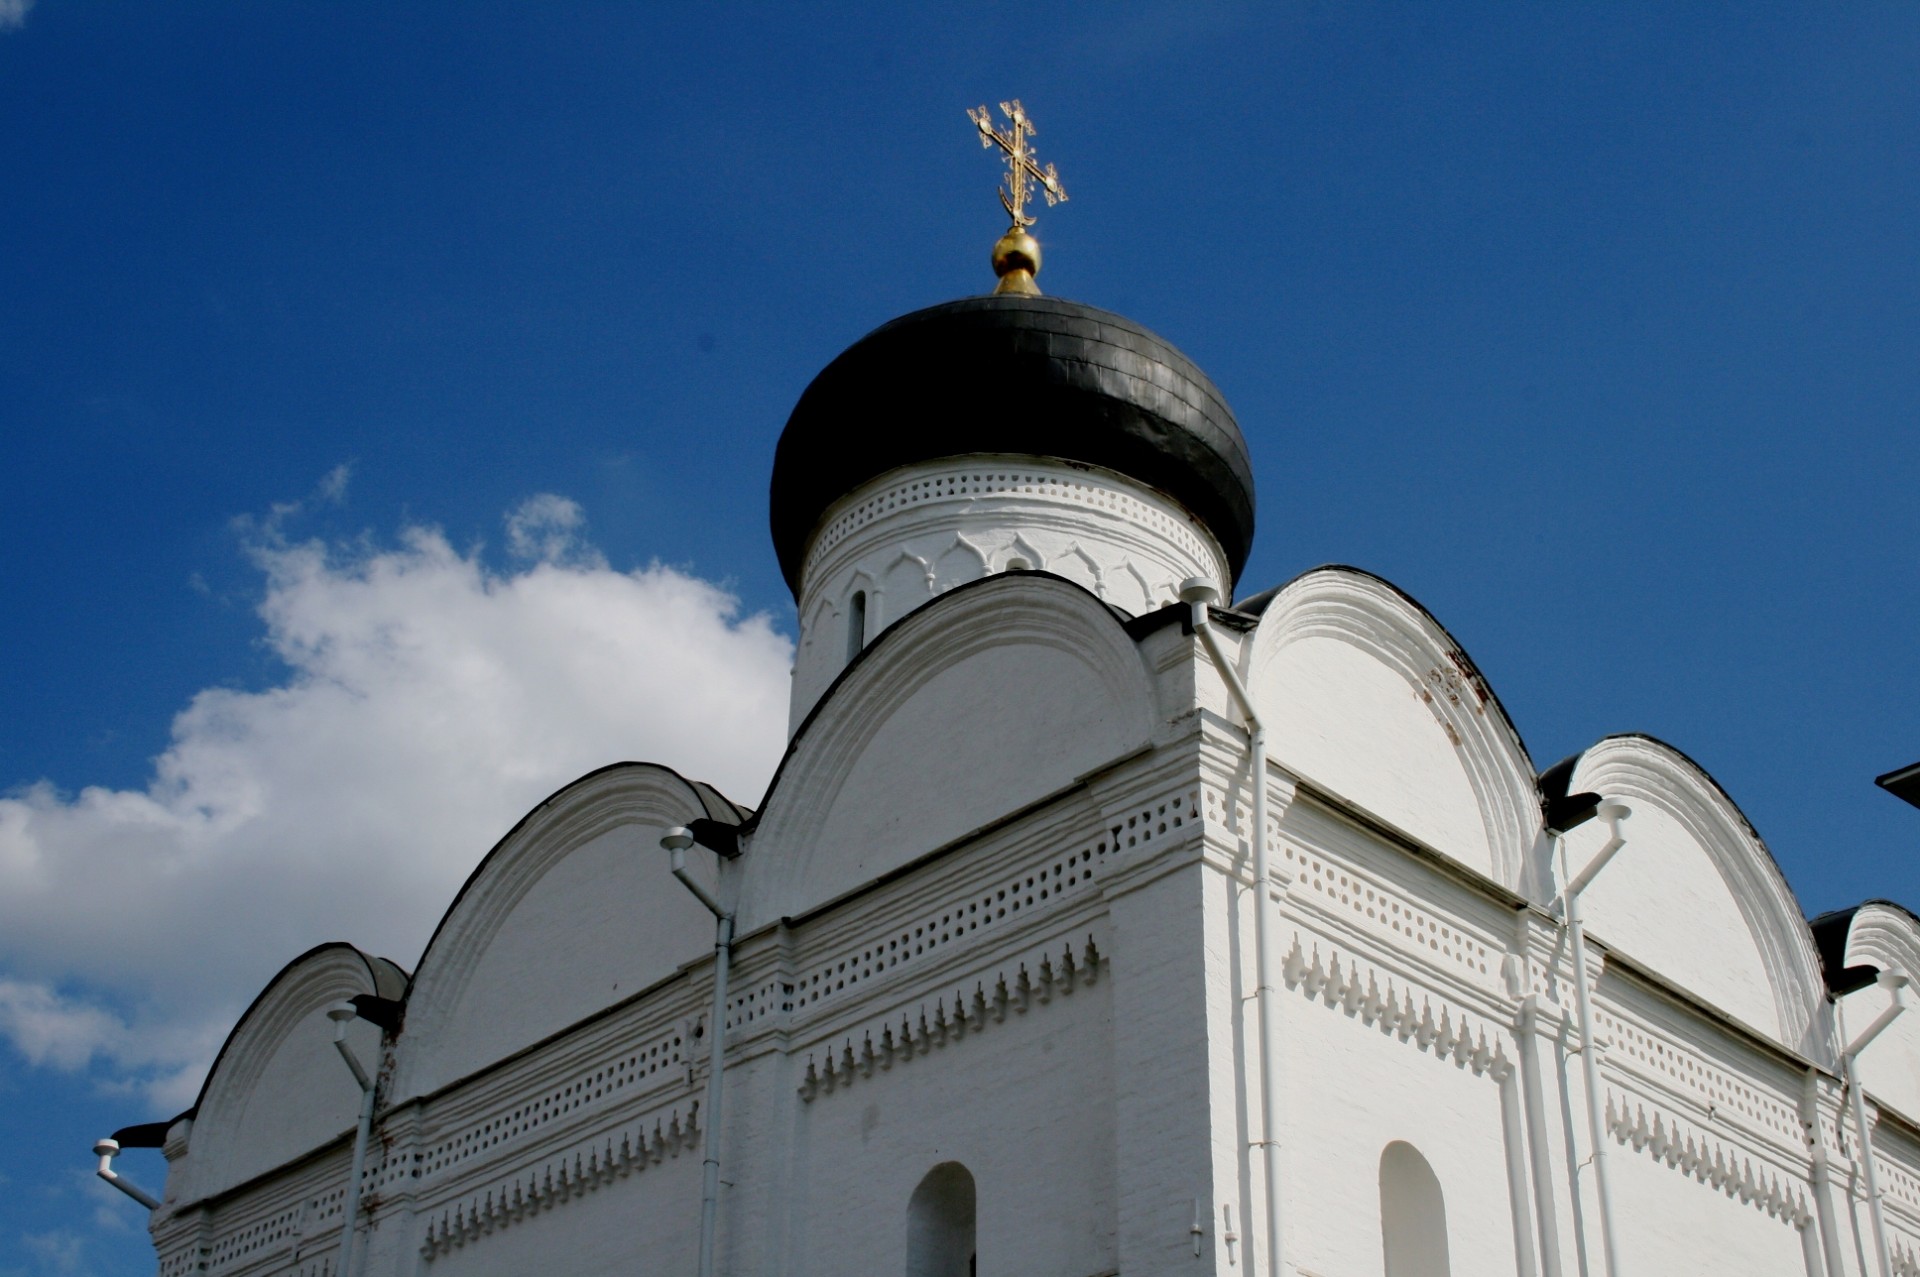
1516, 995, 1565, 1277
1803, 1067, 1848, 1277
1844, 967, 1909, 1277
1556, 799, 1630, 1277
663, 826, 735, 1277
93, 1139, 162, 1211
325, 1001, 378, 1277
1181, 578, 1284, 1277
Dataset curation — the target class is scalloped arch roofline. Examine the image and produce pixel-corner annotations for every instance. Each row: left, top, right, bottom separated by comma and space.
1572, 732, 1811, 919
1235, 563, 1537, 773
744, 567, 1144, 838
1569, 732, 1827, 1055
739, 569, 1159, 930
404, 760, 747, 1004
189, 940, 407, 1127
1837, 899, 1920, 979
1245, 564, 1544, 894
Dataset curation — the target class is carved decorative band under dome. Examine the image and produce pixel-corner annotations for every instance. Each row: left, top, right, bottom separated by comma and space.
786, 457, 1225, 725
802, 461, 1223, 584
769, 294, 1255, 597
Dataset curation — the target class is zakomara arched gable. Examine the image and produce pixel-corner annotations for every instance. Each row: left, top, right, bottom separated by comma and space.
1244, 567, 1542, 896
179, 943, 406, 1203
1831, 901, 1920, 1122
740, 572, 1160, 930
1567, 735, 1826, 1056
391, 762, 746, 1102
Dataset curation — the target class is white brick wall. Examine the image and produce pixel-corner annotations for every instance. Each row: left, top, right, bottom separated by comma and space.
151, 564, 1894, 1277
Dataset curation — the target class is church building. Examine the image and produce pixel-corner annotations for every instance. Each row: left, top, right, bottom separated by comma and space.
99, 110, 1920, 1277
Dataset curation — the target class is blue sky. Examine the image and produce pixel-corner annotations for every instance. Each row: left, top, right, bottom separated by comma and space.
3, 3, 1917, 1272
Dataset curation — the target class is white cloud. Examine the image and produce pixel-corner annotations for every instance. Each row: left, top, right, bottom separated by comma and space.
0, 979, 121, 1072
17, 1230, 84, 1277
0, 0, 32, 34
0, 494, 793, 1110
0, 979, 219, 1112
505, 491, 596, 564
315, 462, 352, 506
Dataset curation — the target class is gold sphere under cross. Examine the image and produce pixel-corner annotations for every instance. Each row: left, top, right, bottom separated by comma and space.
968, 100, 1068, 295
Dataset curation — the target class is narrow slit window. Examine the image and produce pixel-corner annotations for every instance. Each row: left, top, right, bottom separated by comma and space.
847, 590, 868, 663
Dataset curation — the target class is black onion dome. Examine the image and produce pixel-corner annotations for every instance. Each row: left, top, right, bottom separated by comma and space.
769, 294, 1255, 597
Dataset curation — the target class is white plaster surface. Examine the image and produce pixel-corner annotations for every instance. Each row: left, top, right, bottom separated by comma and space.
743, 574, 1156, 930
398, 823, 712, 1098
393, 764, 726, 1101
1609, 1145, 1811, 1276
1247, 567, 1542, 897
145, 474, 1887, 1277
173, 945, 396, 1204
1564, 800, 1779, 1034
1262, 634, 1496, 881
788, 455, 1227, 730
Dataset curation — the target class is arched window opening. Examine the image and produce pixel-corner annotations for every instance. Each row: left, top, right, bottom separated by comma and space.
1380, 1141, 1450, 1277
846, 590, 868, 663
906, 1161, 976, 1277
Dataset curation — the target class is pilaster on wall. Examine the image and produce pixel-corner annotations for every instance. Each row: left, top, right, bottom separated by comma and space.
1092, 727, 1263, 1275
1103, 856, 1235, 1271
1507, 904, 1843, 1277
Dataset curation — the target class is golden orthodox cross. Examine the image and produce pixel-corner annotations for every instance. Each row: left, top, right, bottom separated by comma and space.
968, 99, 1067, 230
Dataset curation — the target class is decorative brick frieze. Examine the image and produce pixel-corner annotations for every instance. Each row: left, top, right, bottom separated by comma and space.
1880, 1137, 1920, 1222
1606, 1089, 1812, 1229
1597, 1008, 1801, 1147
202, 1201, 304, 1272
1889, 1228, 1920, 1277
154, 1146, 371, 1277
158, 1250, 205, 1277
789, 456, 1227, 722
797, 933, 1105, 1103
418, 1101, 699, 1260
1284, 842, 1495, 983
1280, 933, 1512, 1081
418, 1024, 687, 1178
802, 461, 1221, 586
785, 794, 1180, 1025
724, 976, 794, 1031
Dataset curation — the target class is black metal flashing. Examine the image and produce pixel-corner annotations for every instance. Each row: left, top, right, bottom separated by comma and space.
1207, 604, 1261, 635
687, 817, 742, 859
109, 1120, 173, 1149
769, 294, 1255, 597
1810, 906, 1880, 996
1229, 582, 1284, 618
349, 993, 405, 1033
1877, 761, 1920, 811
1119, 598, 1190, 642
1538, 754, 1603, 835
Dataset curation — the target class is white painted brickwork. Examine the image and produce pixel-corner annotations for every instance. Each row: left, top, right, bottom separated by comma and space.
139, 434, 1920, 1277
788, 455, 1228, 729
144, 568, 1920, 1277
